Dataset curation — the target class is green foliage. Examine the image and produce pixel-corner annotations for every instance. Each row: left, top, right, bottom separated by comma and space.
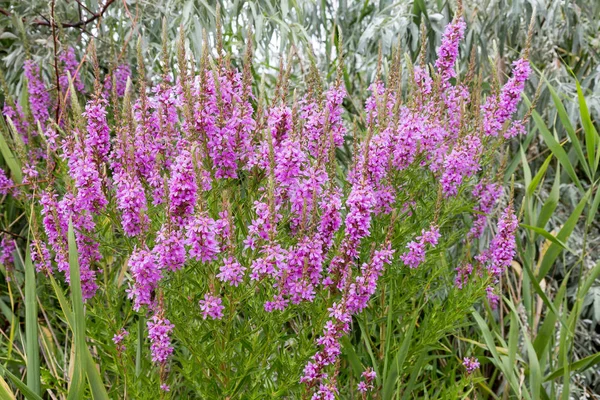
0, 1, 599, 399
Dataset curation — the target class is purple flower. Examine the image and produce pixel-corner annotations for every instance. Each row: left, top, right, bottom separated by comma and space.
199, 293, 224, 320
463, 356, 480, 373
302, 245, 393, 396
0, 169, 15, 196
217, 257, 246, 287
435, 16, 466, 85
147, 313, 174, 364
0, 235, 15, 267
59, 47, 85, 95
30, 240, 52, 275
113, 170, 148, 237
482, 58, 531, 137
357, 367, 376, 392
24, 60, 51, 130
104, 64, 131, 97
440, 134, 482, 197
186, 213, 220, 263
83, 96, 111, 163
112, 329, 129, 353
168, 148, 197, 224
2, 102, 29, 141
487, 204, 518, 277
468, 182, 502, 240
318, 188, 342, 250
126, 247, 161, 311
154, 225, 186, 272
39, 191, 69, 275
454, 263, 473, 289
400, 225, 440, 269
345, 182, 376, 256
62, 134, 108, 214
486, 286, 500, 310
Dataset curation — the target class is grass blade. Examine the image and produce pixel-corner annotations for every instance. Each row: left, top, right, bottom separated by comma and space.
0, 365, 42, 400
536, 163, 560, 229
531, 109, 583, 192
23, 248, 40, 396
519, 224, 574, 254
382, 316, 416, 400
527, 155, 552, 197
544, 352, 600, 382
66, 220, 85, 400
0, 374, 16, 400
538, 189, 591, 279
575, 79, 599, 176
545, 80, 590, 180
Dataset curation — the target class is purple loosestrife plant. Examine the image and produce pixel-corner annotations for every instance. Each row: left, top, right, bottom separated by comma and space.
14, 12, 534, 397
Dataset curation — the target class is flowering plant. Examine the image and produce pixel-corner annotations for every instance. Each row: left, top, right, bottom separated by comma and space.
0, 6, 532, 398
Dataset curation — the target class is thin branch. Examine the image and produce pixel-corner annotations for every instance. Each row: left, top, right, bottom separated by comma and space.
32, 0, 115, 28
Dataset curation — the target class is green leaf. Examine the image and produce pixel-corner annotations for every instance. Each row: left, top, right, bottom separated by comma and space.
544, 352, 600, 382
23, 248, 40, 396
576, 79, 599, 176
580, 261, 600, 299
341, 337, 363, 378
85, 349, 109, 400
533, 272, 569, 357
0, 365, 43, 400
531, 109, 583, 192
537, 163, 560, 229
382, 316, 416, 400
545, 80, 590, 180
0, 117, 22, 184
538, 189, 591, 279
527, 154, 552, 197
0, 374, 16, 400
522, 260, 568, 332
520, 224, 575, 254
586, 184, 600, 228
67, 221, 85, 400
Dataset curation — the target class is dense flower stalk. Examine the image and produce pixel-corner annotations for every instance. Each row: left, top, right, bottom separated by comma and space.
127, 247, 161, 311
104, 64, 131, 97
59, 47, 85, 94
24, 60, 51, 129
168, 148, 197, 224
468, 182, 502, 240
2, 102, 29, 140
435, 16, 466, 85
482, 58, 531, 137
217, 256, 246, 287
83, 96, 111, 163
147, 313, 174, 364
486, 204, 518, 278
186, 213, 220, 262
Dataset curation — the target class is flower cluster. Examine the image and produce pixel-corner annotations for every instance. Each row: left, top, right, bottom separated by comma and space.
199, 293, 224, 320
0, 169, 15, 196
400, 225, 440, 269
24, 60, 51, 130
13, 13, 530, 394
147, 314, 174, 364
112, 329, 129, 354
463, 356, 480, 373
357, 368, 376, 393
